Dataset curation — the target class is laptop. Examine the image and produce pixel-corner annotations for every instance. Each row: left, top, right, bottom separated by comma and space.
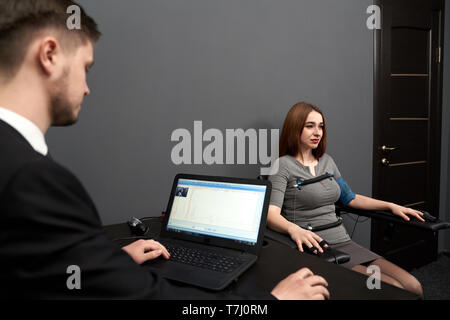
145, 173, 271, 291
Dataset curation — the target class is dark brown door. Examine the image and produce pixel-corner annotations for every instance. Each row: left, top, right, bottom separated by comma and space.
372, 0, 445, 270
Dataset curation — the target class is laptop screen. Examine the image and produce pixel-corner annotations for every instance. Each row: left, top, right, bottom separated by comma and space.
166, 178, 267, 246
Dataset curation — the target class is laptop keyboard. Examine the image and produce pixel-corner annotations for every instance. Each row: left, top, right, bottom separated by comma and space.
162, 243, 244, 273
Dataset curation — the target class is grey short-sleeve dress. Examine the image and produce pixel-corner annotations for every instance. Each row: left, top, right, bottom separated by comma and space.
268, 154, 381, 268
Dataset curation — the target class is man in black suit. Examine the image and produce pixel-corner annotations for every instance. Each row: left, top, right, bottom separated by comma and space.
0, 0, 329, 300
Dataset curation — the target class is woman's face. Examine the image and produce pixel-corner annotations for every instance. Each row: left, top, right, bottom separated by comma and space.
300, 111, 323, 150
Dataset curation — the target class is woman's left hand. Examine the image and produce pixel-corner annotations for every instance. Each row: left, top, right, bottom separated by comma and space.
389, 203, 425, 222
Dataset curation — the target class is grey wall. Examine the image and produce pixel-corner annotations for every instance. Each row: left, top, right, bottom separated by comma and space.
441, 0, 450, 253
48, 0, 374, 247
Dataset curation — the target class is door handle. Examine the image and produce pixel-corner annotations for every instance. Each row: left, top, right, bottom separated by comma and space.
381, 158, 390, 166
381, 145, 397, 152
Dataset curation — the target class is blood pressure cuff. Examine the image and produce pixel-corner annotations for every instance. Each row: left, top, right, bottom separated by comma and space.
336, 177, 355, 206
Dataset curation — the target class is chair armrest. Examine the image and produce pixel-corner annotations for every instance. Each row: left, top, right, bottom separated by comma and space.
264, 227, 298, 249
264, 227, 350, 264
336, 203, 450, 232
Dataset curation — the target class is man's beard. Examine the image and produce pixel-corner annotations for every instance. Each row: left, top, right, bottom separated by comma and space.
50, 67, 80, 127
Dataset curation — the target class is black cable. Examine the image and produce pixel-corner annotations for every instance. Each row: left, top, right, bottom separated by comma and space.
137, 216, 162, 222
294, 180, 297, 225
345, 213, 370, 223
342, 211, 370, 239
350, 215, 360, 239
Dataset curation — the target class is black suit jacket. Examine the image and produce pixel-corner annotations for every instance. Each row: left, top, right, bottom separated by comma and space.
0, 120, 273, 299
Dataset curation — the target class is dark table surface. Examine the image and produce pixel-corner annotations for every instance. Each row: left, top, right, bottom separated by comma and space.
103, 218, 419, 300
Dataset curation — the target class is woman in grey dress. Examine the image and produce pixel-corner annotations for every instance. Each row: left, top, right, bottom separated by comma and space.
267, 101, 424, 298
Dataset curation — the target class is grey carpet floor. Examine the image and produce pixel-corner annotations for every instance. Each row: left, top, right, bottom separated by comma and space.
410, 253, 450, 300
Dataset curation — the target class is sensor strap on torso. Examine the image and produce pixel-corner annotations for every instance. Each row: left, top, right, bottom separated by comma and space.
296, 172, 334, 189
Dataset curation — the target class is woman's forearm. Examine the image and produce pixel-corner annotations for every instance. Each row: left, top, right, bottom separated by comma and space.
347, 194, 393, 211
267, 207, 297, 235
347, 194, 424, 222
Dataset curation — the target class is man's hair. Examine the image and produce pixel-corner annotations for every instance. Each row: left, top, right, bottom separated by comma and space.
0, 0, 101, 77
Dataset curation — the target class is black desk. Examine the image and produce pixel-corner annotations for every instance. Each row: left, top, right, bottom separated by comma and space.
103, 219, 418, 300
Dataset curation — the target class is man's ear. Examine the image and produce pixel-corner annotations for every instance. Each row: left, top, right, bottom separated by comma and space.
38, 37, 62, 76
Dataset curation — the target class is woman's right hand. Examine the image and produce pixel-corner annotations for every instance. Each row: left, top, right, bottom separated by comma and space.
287, 224, 327, 254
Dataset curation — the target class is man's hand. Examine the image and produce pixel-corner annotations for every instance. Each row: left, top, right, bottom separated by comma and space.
122, 239, 170, 264
271, 268, 330, 300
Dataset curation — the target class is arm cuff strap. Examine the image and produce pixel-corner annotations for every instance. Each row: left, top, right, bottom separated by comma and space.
336, 177, 356, 205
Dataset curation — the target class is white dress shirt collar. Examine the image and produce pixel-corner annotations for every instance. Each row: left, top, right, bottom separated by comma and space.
0, 107, 48, 156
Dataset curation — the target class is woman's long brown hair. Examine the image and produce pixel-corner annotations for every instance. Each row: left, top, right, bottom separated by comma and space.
279, 102, 327, 159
